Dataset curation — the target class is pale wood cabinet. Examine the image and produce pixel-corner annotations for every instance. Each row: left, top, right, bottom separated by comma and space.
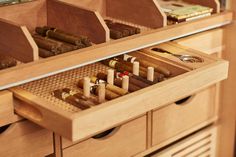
0, 0, 235, 157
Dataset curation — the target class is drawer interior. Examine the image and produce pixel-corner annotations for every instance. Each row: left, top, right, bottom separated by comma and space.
10, 43, 228, 141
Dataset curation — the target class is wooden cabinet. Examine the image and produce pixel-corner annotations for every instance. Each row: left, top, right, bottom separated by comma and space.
0, 0, 234, 156
0, 120, 53, 157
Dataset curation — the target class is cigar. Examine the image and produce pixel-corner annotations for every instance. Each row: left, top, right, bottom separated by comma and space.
52, 89, 90, 110
77, 80, 120, 100
62, 88, 98, 105
36, 26, 91, 47
106, 23, 130, 37
39, 48, 55, 58
46, 38, 80, 52
97, 72, 141, 92
90, 76, 128, 96
122, 54, 171, 77
32, 35, 61, 54
109, 29, 123, 39
114, 57, 164, 81
0, 55, 17, 70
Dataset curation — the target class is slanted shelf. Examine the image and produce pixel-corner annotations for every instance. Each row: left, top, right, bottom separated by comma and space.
0, 0, 108, 88
58, 0, 166, 39
10, 43, 228, 142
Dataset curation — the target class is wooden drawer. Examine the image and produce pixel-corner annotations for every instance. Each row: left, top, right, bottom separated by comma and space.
173, 28, 224, 55
10, 43, 228, 142
0, 120, 53, 157
0, 90, 13, 120
62, 115, 146, 157
152, 86, 216, 146
151, 126, 218, 157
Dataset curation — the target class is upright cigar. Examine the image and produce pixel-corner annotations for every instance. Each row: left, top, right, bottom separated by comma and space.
52, 89, 90, 110
77, 79, 120, 100
90, 76, 128, 96
0, 55, 17, 70
97, 72, 141, 92
115, 57, 164, 81
33, 35, 61, 54
122, 54, 171, 77
62, 88, 98, 105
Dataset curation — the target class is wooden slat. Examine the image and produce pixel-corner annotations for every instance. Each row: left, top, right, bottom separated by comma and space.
47, 0, 109, 44
106, 0, 166, 28
0, 19, 38, 62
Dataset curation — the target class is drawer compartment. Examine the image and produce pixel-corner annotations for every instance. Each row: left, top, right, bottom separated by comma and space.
0, 120, 53, 157
151, 126, 217, 157
10, 43, 228, 142
63, 115, 146, 157
152, 86, 216, 146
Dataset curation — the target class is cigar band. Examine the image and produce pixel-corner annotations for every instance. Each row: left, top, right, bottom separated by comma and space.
90, 84, 98, 94
61, 92, 70, 100
109, 60, 118, 68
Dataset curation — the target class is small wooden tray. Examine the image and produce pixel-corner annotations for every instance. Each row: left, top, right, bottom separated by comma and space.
10, 43, 228, 141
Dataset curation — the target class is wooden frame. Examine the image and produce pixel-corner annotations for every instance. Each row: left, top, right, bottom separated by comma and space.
10, 43, 228, 141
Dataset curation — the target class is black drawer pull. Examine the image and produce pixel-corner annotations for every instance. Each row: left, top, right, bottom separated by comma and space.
92, 127, 120, 140
175, 96, 192, 105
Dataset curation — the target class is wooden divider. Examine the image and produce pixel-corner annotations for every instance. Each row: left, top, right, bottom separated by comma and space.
47, 0, 109, 44
0, 19, 38, 62
183, 0, 220, 13
106, 0, 166, 28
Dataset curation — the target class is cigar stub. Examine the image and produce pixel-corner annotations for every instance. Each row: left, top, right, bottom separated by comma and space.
97, 72, 141, 92
77, 79, 120, 100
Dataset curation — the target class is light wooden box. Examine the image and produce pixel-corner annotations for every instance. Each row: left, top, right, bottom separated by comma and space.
62, 115, 146, 157
152, 86, 217, 146
0, 120, 53, 157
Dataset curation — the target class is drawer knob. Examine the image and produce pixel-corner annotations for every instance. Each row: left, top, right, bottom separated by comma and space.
175, 96, 193, 105
92, 127, 119, 140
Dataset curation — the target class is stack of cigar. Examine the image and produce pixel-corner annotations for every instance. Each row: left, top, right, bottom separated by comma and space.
105, 20, 141, 39
33, 26, 92, 58
52, 55, 171, 110
0, 55, 17, 70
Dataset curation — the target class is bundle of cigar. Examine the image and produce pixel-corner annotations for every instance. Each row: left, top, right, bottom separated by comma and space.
33, 26, 92, 58
0, 55, 17, 70
52, 54, 172, 110
105, 20, 141, 39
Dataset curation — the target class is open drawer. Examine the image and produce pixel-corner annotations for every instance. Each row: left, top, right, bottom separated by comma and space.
9, 42, 228, 142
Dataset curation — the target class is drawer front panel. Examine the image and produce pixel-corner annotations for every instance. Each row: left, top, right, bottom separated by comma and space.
152, 127, 217, 157
0, 120, 53, 157
63, 115, 147, 157
152, 86, 216, 145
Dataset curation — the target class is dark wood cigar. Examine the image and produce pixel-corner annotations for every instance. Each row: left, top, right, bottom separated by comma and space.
97, 72, 141, 92
109, 29, 124, 39
32, 35, 61, 54
117, 72, 150, 88
77, 80, 120, 100
39, 48, 55, 58
0, 55, 17, 70
62, 88, 98, 106
90, 76, 128, 96
106, 23, 130, 37
52, 89, 90, 110
122, 54, 171, 77
36, 26, 91, 47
